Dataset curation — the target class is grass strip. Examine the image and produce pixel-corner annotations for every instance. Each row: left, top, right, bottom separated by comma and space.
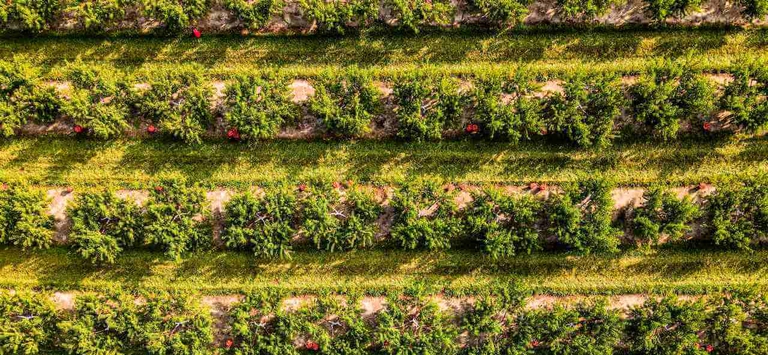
0, 247, 765, 295
0, 137, 766, 188
2, 29, 767, 76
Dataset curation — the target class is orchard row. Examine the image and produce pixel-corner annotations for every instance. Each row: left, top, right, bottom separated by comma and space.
1, 177, 766, 264
1, 286, 767, 354
3, 0, 767, 34
3, 59, 768, 147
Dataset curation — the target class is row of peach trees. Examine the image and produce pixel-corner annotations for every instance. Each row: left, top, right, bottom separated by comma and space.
3, 59, 768, 147
1, 285, 767, 354
3, 0, 768, 33
1, 176, 766, 263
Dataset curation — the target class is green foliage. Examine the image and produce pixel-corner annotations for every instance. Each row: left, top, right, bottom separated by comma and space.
0, 290, 58, 355
547, 178, 620, 254
308, 70, 381, 138
0, 185, 54, 250
629, 187, 699, 248
58, 290, 212, 354
298, 0, 378, 34
2, 0, 63, 32
702, 294, 768, 354
133, 66, 213, 143
392, 74, 462, 141
384, 0, 454, 33
69, 0, 132, 31
141, 0, 210, 32
63, 62, 130, 139
57, 291, 140, 354
557, 0, 621, 19
706, 179, 768, 250
302, 186, 380, 252
719, 61, 768, 132
738, 0, 768, 19
223, 73, 296, 140
630, 63, 715, 140
390, 179, 460, 250
142, 180, 208, 260
625, 296, 707, 355
134, 291, 214, 355
644, 0, 703, 22
222, 187, 297, 259
465, 188, 542, 259
373, 292, 458, 354
68, 190, 142, 264
224, 0, 283, 30
227, 291, 298, 355
547, 74, 624, 148
513, 299, 624, 355
228, 290, 370, 355
471, 73, 545, 142
0, 58, 60, 136
467, 0, 529, 28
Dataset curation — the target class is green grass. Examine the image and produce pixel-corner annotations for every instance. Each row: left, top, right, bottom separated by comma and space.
1, 136, 766, 188
0, 247, 765, 295
3, 28, 768, 76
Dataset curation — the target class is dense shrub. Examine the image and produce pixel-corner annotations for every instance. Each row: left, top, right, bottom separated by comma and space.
308, 70, 381, 138
719, 61, 768, 132
628, 187, 699, 248
134, 291, 214, 355
466, 0, 529, 28
547, 74, 624, 148
384, 0, 454, 33
0, 291, 58, 355
142, 180, 208, 259
624, 296, 707, 354
557, 0, 620, 19
470, 73, 545, 142
547, 178, 620, 254
302, 186, 380, 252
513, 300, 623, 354
68, 190, 142, 264
392, 74, 462, 141
298, 0, 378, 34
69, 0, 132, 31
644, 0, 703, 22
390, 179, 461, 250
227, 291, 298, 354
630, 64, 715, 140
372, 290, 458, 354
702, 293, 768, 354
224, 0, 283, 30
59, 290, 212, 354
141, 0, 210, 32
222, 187, 297, 258
57, 291, 140, 354
705, 179, 768, 250
464, 188, 543, 258
132, 66, 213, 143
0, 58, 61, 136
223, 73, 296, 140
228, 290, 370, 354
0, 0, 63, 32
0, 184, 54, 250
64, 63, 131, 139
738, 0, 768, 19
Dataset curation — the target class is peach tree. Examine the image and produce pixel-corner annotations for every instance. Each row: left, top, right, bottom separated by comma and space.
222, 186, 297, 259
392, 73, 462, 141
68, 190, 142, 264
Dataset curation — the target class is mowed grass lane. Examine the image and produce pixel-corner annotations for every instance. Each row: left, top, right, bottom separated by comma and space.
0, 136, 766, 188
2, 28, 768, 76
0, 247, 764, 295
